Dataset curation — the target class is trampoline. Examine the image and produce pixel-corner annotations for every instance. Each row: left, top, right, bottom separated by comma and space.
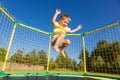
0, 2, 120, 80
0, 72, 119, 80
0, 76, 99, 80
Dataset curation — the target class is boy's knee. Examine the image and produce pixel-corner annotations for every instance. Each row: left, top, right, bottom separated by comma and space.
66, 39, 70, 44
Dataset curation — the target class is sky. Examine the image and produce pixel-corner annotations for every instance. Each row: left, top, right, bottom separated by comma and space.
0, 0, 120, 62
0, 0, 120, 34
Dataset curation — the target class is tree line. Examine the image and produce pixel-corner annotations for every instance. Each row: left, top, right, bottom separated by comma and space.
79, 40, 120, 74
0, 40, 120, 74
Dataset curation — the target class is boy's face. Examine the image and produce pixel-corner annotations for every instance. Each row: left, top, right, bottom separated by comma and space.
60, 17, 71, 27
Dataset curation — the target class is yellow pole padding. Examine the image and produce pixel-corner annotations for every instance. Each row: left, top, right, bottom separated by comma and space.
19, 23, 49, 35
2, 22, 18, 71
0, 8, 15, 22
66, 33, 81, 36
46, 34, 52, 72
85, 22, 120, 35
82, 36, 87, 74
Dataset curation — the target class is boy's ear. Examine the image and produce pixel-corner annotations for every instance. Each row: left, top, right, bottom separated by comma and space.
69, 18, 71, 22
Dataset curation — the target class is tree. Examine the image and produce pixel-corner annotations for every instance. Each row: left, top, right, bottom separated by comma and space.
77, 61, 84, 71
96, 56, 105, 72
112, 55, 120, 74
97, 40, 108, 48
55, 51, 68, 69
24, 53, 32, 66
23, 49, 37, 66
72, 59, 77, 71
9, 50, 23, 63
49, 58, 57, 70
89, 40, 120, 74
55, 51, 76, 70
78, 48, 90, 71
0, 47, 7, 62
29, 49, 37, 65
79, 48, 89, 60
37, 49, 47, 68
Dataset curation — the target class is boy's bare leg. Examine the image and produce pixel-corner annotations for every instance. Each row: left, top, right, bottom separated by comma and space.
60, 39, 70, 58
53, 34, 65, 53
60, 45, 67, 58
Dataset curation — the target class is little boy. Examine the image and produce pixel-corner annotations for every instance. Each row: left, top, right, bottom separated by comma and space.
51, 9, 82, 57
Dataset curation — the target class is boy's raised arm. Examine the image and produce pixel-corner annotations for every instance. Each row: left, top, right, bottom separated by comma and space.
70, 24, 82, 33
52, 9, 61, 25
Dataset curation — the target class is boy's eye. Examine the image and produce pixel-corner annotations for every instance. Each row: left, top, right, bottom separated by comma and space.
64, 21, 68, 24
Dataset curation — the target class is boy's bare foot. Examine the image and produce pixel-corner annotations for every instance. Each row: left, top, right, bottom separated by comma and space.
53, 46, 60, 53
60, 50, 66, 58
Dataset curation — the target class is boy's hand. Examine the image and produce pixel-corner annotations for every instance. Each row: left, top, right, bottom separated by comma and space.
56, 9, 61, 14
77, 24, 82, 30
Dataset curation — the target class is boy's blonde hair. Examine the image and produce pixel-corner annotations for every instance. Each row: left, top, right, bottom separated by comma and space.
60, 14, 71, 22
